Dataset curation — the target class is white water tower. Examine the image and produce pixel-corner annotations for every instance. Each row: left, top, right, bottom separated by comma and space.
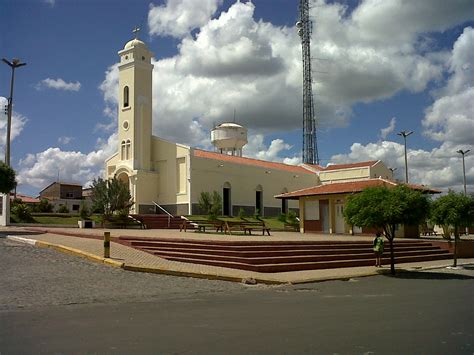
211, 122, 248, 157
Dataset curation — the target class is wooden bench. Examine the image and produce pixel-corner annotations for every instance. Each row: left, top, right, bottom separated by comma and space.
180, 220, 224, 233
224, 220, 271, 236
420, 224, 437, 236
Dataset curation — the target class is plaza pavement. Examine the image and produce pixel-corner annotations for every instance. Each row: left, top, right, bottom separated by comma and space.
1, 226, 473, 284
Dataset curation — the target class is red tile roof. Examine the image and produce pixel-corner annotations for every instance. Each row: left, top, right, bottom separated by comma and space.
321, 160, 379, 171
193, 149, 316, 175
275, 178, 440, 199
10, 193, 40, 204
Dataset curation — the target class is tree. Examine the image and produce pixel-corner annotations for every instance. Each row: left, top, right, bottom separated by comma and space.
91, 177, 133, 226
32, 198, 54, 213
57, 204, 70, 213
430, 191, 474, 266
197, 191, 222, 220
344, 185, 430, 275
0, 162, 16, 194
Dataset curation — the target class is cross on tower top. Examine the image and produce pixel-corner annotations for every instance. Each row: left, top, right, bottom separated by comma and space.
132, 26, 140, 39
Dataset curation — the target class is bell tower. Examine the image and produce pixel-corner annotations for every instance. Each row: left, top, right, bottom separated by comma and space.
117, 28, 153, 171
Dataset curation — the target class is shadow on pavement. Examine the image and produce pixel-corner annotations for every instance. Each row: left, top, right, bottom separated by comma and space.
0, 231, 45, 237
385, 271, 474, 280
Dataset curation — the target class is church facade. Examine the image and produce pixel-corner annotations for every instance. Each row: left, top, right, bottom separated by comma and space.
104, 37, 319, 216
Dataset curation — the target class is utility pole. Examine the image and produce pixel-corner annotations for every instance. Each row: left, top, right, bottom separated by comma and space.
2, 58, 27, 227
389, 167, 397, 180
297, 0, 319, 165
456, 149, 470, 196
397, 130, 413, 183
3, 58, 27, 166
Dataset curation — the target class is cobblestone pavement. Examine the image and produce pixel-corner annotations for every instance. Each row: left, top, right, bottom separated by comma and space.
0, 238, 247, 311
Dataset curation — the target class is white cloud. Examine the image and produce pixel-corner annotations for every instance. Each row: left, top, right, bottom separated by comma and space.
17, 134, 117, 189
148, 0, 222, 38
36, 78, 81, 92
96, 0, 473, 148
330, 140, 473, 192
330, 25, 474, 192
244, 134, 300, 164
44, 0, 55, 5
423, 27, 474, 145
380, 117, 396, 140
58, 136, 73, 145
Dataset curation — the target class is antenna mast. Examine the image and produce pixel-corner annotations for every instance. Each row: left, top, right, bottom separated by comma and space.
297, 0, 319, 165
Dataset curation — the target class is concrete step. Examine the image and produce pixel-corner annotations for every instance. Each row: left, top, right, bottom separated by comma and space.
134, 244, 439, 256
156, 253, 453, 273
149, 248, 449, 265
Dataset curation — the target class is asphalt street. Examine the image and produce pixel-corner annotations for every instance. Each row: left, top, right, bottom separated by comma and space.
1, 238, 473, 354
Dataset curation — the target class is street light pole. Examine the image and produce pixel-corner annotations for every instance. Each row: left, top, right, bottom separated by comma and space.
397, 130, 413, 183
456, 149, 470, 196
2, 58, 27, 166
2, 58, 26, 227
389, 167, 397, 180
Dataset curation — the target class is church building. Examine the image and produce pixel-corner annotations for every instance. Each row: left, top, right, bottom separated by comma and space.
104, 36, 319, 216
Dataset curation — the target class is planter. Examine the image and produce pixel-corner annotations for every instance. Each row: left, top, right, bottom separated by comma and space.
78, 220, 95, 229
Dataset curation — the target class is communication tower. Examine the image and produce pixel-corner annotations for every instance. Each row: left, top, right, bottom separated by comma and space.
297, 0, 319, 165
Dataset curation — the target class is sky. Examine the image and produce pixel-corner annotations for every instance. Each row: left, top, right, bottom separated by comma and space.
0, 0, 473, 196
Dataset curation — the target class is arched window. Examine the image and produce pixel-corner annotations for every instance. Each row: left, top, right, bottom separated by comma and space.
123, 86, 129, 108
125, 139, 131, 160
120, 140, 126, 160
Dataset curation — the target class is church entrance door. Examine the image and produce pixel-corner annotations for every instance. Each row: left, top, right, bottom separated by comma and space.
223, 187, 231, 216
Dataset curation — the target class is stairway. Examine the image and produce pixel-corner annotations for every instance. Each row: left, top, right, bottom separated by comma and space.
118, 237, 452, 272
130, 215, 194, 229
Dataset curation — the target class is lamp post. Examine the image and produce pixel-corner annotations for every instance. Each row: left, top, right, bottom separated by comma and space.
2, 58, 26, 227
2, 58, 27, 166
397, 130, 413, 183
456, 149, 470, 196
389, 167, 397, 180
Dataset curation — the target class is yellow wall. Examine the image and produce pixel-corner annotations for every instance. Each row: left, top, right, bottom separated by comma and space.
319, 167, 370, 182
190, 153, 318, 214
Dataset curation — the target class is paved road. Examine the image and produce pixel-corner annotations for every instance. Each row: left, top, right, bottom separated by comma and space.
1, 238, 474, 354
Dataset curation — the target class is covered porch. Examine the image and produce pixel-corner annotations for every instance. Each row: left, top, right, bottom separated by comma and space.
275, 178, 440, 237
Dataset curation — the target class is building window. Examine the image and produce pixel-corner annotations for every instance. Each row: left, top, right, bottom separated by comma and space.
121, 140, 126, 160
123, 86, 129, 108
72, 204, 80, 211
66, 192, 74, 198
126, 140, 131, 160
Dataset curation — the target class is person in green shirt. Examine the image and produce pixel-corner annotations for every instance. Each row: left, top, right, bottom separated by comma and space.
373, 232, 385, 267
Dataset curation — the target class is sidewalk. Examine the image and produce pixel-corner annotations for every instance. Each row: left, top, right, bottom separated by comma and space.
2, 226, 473, 284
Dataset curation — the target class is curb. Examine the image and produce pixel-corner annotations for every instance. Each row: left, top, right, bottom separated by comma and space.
122, 264, 284, 285
34, 240, 125, 268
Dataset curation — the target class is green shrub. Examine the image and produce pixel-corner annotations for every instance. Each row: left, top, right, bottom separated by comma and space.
79, 202, 91, 220
278, 213, 287, 223
238, 208, 246, 219
287, 210, 298, 225
11, 203, 33, 222
33, 198, 54, 213
57, 204, 70, 214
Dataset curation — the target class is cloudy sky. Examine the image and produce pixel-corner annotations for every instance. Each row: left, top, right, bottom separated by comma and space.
1, 0, 473, 196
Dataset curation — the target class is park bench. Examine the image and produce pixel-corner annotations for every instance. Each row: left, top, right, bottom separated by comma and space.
224, 220, 271, 236
180, 219, 224, 233
420, 224, 437, 236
